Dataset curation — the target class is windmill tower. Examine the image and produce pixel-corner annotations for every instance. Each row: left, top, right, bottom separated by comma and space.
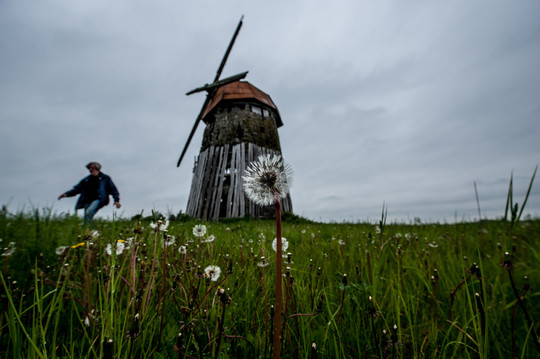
177, 17, 292, 221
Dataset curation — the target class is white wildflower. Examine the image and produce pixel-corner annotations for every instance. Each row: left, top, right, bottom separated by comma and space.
2, 242, 16, 257
204, 265, 221, 282
55, 246, 69, 255
150, 219, 169, 232
105, 241, 125, 256
125, 237, 134, 247
257, 256, 269, 267
202, 234, 215, 243
243, 154, 292, 206
178, 245, 187, 254
164, 235, 176, 247
193, 224, 207, 238
272, 237, 289, 252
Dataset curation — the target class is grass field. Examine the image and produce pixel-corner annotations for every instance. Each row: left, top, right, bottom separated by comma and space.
1, 205, 539, 358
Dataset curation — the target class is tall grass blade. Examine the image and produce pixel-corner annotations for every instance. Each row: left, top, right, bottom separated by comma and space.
474, 181, 482, 221
504, 171, 513, 222
516, 165, 538, 223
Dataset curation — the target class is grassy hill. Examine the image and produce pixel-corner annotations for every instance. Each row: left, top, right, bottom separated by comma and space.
1, 208, 539, 358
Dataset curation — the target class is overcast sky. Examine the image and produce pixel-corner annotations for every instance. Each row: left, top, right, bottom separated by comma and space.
1, 1, 539, 223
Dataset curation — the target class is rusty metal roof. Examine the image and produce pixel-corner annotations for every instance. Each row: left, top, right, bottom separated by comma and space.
201, 81, 282, 127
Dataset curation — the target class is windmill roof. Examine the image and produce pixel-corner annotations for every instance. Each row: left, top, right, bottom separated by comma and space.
201, 81, 283, 127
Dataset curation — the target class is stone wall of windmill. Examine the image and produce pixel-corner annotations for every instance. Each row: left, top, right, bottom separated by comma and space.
186, 101, 292, 220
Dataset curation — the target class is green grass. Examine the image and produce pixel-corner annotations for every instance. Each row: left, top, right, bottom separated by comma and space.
1, 206, 539, 358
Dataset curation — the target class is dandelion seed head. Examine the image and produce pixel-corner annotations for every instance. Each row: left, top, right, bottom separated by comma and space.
257, 256, 269, 267
2, 242, 16, 257
150, 219, 169, 232
204, 265, 221, 281
272, 237, 289, 252
105, 241, 125, 256
202, 234, 215, 243
55, 246, 69, 256
243, 154, 292, 206
163, 235, 176, 247
193, 224, 207, 238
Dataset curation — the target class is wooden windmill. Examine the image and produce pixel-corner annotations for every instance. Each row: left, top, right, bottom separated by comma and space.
177, 16, 292, 220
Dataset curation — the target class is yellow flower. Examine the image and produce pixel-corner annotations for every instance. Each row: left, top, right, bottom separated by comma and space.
71, 242, 86, 249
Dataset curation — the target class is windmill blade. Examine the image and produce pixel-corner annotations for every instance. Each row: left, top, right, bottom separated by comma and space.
214, 15, 244, 82
178, 71, 248, 167
176, 93, 213, 167
177, 15, 244, 168
186, 71, 248, 95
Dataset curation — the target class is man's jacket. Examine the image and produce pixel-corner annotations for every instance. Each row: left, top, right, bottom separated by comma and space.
65, 172, 120, 210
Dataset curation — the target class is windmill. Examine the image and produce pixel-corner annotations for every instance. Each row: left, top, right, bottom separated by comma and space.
177, 16, 292, 220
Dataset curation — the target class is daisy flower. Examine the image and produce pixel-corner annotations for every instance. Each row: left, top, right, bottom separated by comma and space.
243, 154, 292, 206
193, 224, 207, 238
272, 237, 289, 252
178, 245, 187, 254
204, 265, 221, 282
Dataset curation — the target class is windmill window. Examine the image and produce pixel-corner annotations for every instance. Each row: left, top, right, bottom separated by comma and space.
250, 106, 262, 115
263, 109, 270, 117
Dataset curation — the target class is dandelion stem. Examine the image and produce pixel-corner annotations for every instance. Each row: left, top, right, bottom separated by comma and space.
272, 194, 283, 359
507, 267, 540, 355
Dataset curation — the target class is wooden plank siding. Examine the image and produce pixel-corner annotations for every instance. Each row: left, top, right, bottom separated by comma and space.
186, 142, 293, 220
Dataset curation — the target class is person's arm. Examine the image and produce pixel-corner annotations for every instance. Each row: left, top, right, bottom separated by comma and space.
58, 179, 85, 200
107, 177, 121, 208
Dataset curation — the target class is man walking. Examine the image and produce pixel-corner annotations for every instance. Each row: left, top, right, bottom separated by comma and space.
58, 162, 121, 226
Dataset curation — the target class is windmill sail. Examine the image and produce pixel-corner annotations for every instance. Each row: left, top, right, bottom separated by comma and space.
176, 16, 245, 168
